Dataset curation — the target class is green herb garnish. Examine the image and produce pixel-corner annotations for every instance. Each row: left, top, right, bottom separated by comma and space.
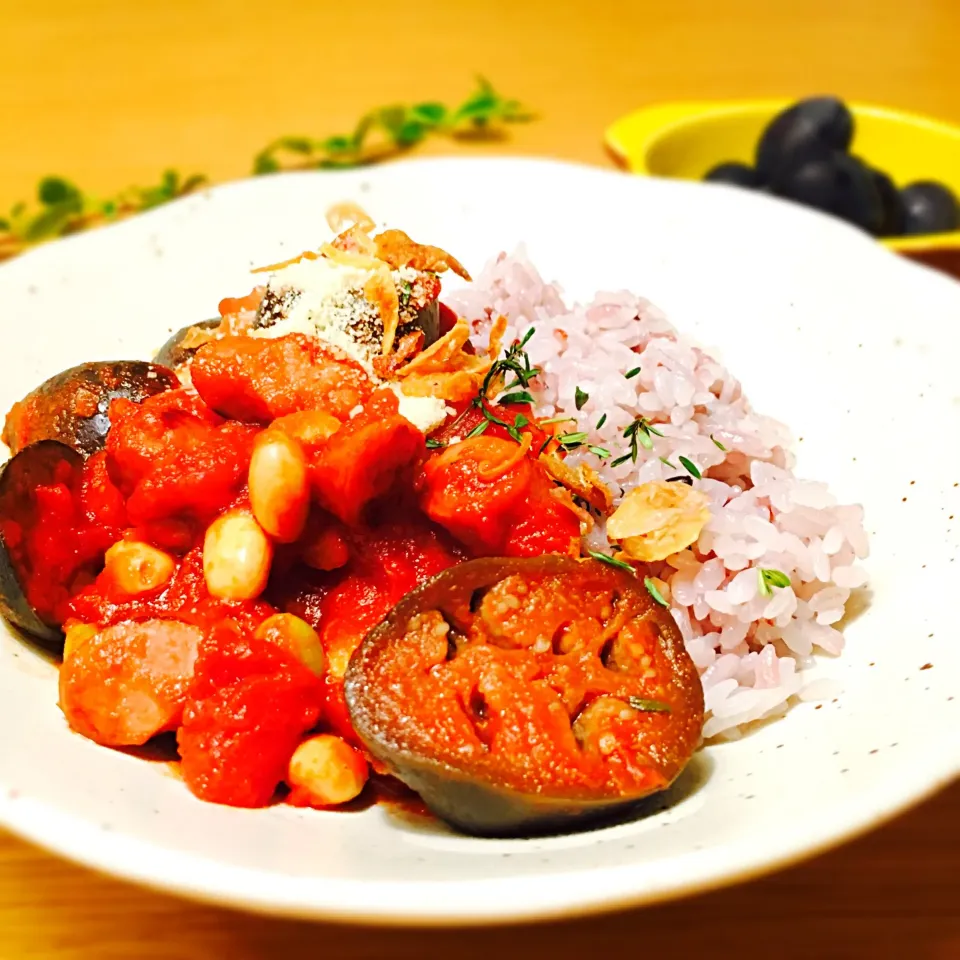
500, 390, 535, 406
596, 413, 607, 429
587, 445, 611, 459
480, 330, 540, 400
0, 170, 206, 262
539, 415, 577, 426
617, 416, 665, 463
469, 326, 544, 443
625, 366, 641, 379
588, 550, 636, 574
627, 696, 672, 713
711, 434, 728, 451
253, 77, 533, 175
557, 431, 589, 449
659, 456, 677, 469
644, 576, 670, 607
757, 568, 791, 597
575, 386, 589, 410
513, 413, 530, 430
1, 78, 532, 262
425, 438, 446, 449
465, 420, 489, 439
678, 455, 702, 479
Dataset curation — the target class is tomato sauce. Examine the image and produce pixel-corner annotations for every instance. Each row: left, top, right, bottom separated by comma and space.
11, 313, 614, 813
0, 449, 119, 626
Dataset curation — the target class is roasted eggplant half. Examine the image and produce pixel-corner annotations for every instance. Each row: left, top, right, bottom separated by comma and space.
345, 555, 704, 837
154, 318, 220, 370
2, 361, 178, 457
0, 440, 90, 646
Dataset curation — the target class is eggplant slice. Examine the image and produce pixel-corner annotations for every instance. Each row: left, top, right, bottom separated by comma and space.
154, 318, 220, 370
0, 440, 85, 646
2, 361, 179, 457
345, 555, 704, 837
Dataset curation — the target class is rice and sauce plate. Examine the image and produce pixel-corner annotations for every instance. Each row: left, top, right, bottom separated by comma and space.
0, 158, 954, 921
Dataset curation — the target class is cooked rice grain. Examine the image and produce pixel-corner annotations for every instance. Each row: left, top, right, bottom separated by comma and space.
448, 249, 869, 739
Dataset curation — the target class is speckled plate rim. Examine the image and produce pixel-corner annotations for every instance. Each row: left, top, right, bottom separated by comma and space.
0, 746, 956, 926
0, 158, 957, 926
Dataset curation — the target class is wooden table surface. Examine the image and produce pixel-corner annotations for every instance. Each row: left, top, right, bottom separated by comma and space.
2, 1, 959, 957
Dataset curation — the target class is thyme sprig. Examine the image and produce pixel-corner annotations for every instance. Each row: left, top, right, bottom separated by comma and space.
0, 171, 206, 262
610, 416, 665, 467
0, 78, 531, 262
253, 77, 534, 174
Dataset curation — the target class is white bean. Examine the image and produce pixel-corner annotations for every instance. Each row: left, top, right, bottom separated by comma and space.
203, 511, 272, 600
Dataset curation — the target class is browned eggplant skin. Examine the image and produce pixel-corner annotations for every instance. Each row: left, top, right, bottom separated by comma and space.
345, 556, 704, 838
153, 319, 220, 370
2, 361, 178, 457
0, 440, 83, 647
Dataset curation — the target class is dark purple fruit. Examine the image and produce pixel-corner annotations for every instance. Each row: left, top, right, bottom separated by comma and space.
2, 361, 179, 458
869, 168, 905, 237
756, 97, 855, 181
771, 150, 883, 234
154, 319, 220, 369
900, 181, 960, 236
704, 162, 762, 189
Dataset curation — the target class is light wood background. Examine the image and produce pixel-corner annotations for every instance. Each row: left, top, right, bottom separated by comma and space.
2, 1, 959, 957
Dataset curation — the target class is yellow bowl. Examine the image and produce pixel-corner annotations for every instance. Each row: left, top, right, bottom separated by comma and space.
605, 99, 960, 264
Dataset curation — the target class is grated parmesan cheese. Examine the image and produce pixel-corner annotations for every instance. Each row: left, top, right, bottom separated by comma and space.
388, 383, 454, 435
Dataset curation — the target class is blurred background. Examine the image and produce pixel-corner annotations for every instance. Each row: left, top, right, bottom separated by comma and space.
4, 0, 959, 199
1, 1, 958, 957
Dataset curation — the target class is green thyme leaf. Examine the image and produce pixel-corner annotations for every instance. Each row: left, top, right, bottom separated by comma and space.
322, 135, 353, 154
644, 576, 670, 607
425, 437, 446, 449
410, 102, 447, 125
278, 137, 314, 154
38, 177, 81, 206
764, 569, 791, 588
711, 434, 728, 451
520, 327, 535, 346
659, 456, 677, 468
758, 568, 791, 598
499, 390, 535, 405
627, 696, 672, 713
625, 366, 641, 379
253, 153, 281, 174
575, 386, 589, 410
610, 453, 632, 468
539, 415, 576, 426
636, 429, 654, 450
557, 431, 589, 449
588, 550, 636, 574
678, 455, 702, 479
587, 445, 610, 458
596, 413, 607, 429
466, 420, 489, 439
23, 203, 78, 242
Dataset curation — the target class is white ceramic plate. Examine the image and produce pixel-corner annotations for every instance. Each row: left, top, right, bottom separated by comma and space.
0, 159, 957, 925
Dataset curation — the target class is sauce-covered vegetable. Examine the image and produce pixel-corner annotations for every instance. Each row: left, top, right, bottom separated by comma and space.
345, 556, 704, 836
0, 206, 724, 835
2, 361, 179, 457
